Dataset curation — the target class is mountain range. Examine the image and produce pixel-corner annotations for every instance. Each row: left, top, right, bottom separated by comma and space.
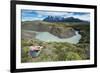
43, 16, 89, 22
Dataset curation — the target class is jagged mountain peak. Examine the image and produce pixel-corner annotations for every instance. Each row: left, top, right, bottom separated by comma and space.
43, 16, 87, 22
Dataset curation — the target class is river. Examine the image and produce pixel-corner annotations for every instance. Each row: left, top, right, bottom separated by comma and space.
35, 31, 81, 44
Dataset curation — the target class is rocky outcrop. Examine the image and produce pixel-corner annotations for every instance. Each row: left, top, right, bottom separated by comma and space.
49, 26, 75, 38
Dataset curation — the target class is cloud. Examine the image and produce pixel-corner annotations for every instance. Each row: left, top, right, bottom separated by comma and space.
72, 12, 89, 15
73, 14, 90, 21
21, 10, 45, 21
35, 11, 70, 17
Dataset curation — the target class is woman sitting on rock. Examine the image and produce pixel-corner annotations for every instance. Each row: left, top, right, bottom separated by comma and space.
29, 44, 43, 58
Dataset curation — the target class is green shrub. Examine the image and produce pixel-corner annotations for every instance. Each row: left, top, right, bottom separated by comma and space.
66, 52, 82, 60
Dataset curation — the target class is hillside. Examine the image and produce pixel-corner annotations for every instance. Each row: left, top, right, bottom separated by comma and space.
21, 21, 77, 39
21, 20, 90, 63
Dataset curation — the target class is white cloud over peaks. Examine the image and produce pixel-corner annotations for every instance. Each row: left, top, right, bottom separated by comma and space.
35, 11, 70, 17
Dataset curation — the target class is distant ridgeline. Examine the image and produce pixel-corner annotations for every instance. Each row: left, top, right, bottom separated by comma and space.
43, 16, 89, 23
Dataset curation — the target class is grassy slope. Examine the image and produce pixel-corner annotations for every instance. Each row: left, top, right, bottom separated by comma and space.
21, 21, 90, 63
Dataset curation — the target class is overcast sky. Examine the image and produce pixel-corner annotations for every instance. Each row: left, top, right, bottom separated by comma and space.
21, 9, 90, 21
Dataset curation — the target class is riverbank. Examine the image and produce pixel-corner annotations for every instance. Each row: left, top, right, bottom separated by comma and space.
36, 31, 81, 44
